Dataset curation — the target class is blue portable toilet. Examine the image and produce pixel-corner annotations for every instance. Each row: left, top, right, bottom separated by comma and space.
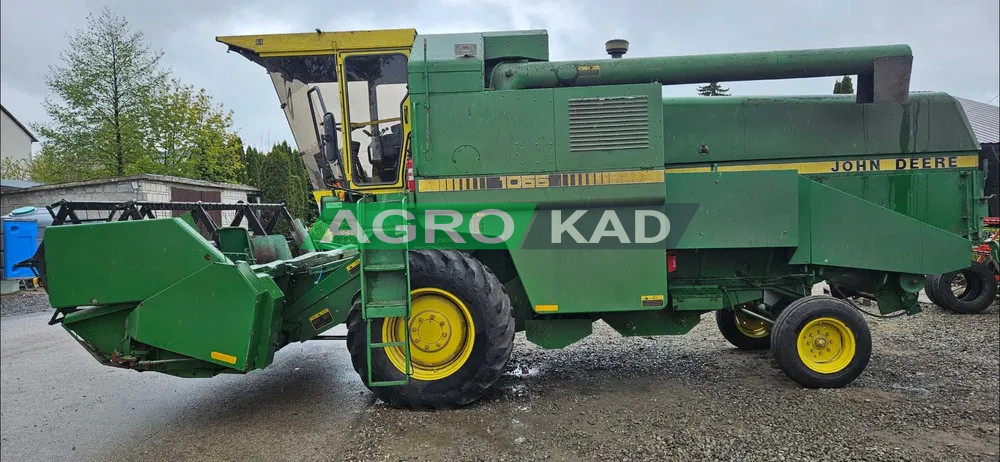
3, 206, 49, 279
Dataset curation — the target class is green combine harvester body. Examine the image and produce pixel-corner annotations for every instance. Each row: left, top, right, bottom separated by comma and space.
30, 29, 987, 408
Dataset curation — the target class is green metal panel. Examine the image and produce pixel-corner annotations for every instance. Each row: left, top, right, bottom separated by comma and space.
43, 219, 226, 308
602, 310, 701, 336
669, 170, 799, 249
280, 257, 361, 343
742, 101, 866, 160
409, 63, 484, 94
483, 30, 548, 62
508, 248, 666, 313
217, 227, 255, 263
61, 304, 136, 362
811, 170, 976, 238
412, 88, 557, 177
552, 84, 664, 171
409, 33, 484, 94
661, 93, 979, 165
669, 285, 725, 311
796, 176, 972, 274
525, 318, 592, 348
126, 262, 283, 371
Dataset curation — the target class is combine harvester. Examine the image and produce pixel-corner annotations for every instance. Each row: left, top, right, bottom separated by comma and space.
24, 29, 987, 409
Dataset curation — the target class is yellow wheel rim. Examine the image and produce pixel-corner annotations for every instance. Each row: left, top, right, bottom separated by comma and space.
734, 311, 770, 338
382, 288, 475, 381
796, 317, 856, 374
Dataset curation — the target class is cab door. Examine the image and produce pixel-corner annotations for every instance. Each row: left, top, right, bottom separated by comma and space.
338, 51, 412, 193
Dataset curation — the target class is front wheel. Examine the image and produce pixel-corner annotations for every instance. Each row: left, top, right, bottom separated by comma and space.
771, 296, 872, 388
346, 249, 515, 409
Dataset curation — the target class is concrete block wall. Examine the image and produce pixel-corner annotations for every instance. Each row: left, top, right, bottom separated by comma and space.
136, 181, 172, 218
220, 189, 250, 225
1, 179, 255, 224
1, 182, 142, 220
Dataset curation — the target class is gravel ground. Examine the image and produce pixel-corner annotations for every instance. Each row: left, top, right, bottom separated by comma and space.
2, 292, 997, 461
339, 300, 999, 462
0, 290, 51, 318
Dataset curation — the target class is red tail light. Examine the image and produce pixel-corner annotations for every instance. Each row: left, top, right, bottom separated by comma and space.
406, 158, 415, 191
667, 251, 677, 273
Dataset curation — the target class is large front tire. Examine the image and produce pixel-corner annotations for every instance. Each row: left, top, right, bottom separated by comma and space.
771, 296, 872, 388
347, 249, 515, 409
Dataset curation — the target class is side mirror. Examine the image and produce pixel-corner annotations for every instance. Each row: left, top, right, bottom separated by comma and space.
307, 86, 347, 186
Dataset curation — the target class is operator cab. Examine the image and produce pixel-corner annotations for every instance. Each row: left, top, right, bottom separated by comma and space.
217, 29, 416, 194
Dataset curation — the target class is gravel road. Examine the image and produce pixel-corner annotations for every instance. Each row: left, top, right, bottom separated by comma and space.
339, 301, 999, 462
0, 290, 50, 318
1, 292, 997, 461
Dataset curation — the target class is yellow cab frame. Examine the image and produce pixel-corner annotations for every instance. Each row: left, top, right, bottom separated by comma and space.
217, 29, 416, 195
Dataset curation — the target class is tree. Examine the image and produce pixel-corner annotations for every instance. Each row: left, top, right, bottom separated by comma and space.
251, 142, 315, 224
32, 7, 166, 182
30, 8, 246, 185
1, 158, 33, 180
244, 145, 266, 186
833, 76, 854, 94
144, 79, 246, 183
697, 82, 730, 96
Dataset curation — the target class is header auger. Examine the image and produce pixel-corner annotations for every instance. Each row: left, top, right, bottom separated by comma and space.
26, 28, 986, 409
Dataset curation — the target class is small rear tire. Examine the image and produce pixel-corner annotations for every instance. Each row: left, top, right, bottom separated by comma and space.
927, 262, 996, 314
715, 309, 771, 350
771, 296, 872, 388
923, 274, 943, 306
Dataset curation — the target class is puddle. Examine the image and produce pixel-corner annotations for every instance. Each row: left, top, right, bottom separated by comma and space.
505, 363, 541, 377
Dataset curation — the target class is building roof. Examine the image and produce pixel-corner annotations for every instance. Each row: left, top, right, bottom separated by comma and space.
0, 179, 42, 189
1, 174, 258, 195
955, 97, 999, 144
0, 104, 38, 143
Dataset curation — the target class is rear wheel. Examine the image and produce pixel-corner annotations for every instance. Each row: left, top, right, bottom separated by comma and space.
923, 274, 943, 306
715, 308, 771, 350
771, 296, 871, 388
929, 261, 997, 314
346, 249, 515, 409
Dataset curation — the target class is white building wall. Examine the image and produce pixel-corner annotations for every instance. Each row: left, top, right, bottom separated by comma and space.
220, 189, 250, 225
136, 180, 172, 218
1, 180, 255, 225
0, 181, 141, 220
0, 110, 34, 163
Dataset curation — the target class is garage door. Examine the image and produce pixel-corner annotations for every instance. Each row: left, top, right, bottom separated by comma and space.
171, 187, 222, 237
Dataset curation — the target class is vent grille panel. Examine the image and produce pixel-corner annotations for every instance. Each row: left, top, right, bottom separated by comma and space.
568, 96, 650, 152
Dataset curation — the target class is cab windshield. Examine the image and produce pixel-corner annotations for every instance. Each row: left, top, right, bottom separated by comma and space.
260, 54, 342, 190
260, 52, 409, 189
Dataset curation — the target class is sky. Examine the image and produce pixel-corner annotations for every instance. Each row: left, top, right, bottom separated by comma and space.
2, 0, 998, 151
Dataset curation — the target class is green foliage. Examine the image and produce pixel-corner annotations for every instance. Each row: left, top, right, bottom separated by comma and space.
144, 79, 246, 183
697, 82, 730, 96
30, 7, 245, 185
250, 142, 315, 224
1, 158, 33, 180
32, 7, 165, 182
244, 146, 266, 186
833, 76, 854, 94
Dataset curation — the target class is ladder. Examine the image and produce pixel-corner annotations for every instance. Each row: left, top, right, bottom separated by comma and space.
358, 195, 412, 386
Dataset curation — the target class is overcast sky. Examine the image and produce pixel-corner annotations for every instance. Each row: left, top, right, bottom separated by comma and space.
2, 0, 998, 150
